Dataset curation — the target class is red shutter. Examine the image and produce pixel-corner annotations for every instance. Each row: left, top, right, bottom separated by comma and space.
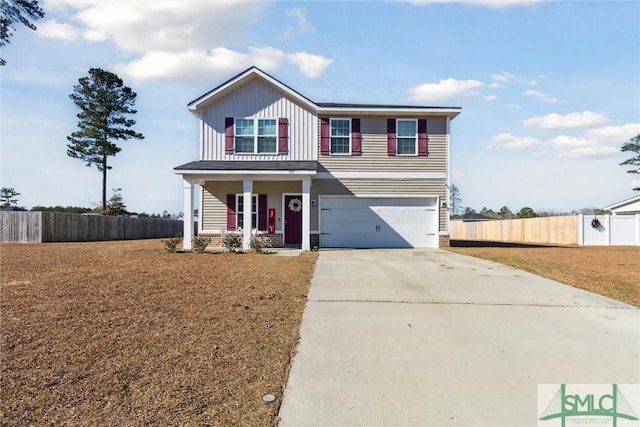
387, 119, 396, 156
320, 117, 330, 155
278, 118, 288, 155
258, 194, 267, 231
226, 194, 236, 230
225, 117, 234, 154
351, 118, 361, 156
418, 119, 428, 156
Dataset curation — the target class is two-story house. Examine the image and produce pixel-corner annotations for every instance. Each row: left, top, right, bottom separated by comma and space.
175, 67, 461, 250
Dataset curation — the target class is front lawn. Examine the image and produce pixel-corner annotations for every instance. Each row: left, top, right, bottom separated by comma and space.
1, 240, 317, 426
446, 245, 639, 307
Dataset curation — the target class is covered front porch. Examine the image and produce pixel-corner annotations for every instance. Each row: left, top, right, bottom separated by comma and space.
175, 161, 317, 251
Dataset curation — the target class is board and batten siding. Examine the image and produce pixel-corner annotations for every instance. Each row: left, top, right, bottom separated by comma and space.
311, 178, 446, 233
199, 78, 317, 161
201, 181, 305, 232
318, 116, 447, 173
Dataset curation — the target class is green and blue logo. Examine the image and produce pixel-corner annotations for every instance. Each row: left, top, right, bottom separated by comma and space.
538, 384, 639, 427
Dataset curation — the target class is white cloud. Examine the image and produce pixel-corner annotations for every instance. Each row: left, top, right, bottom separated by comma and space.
116, 47, 289, 83
523, 111, 607, 130
490, 132, 621, 159
38, 19, 80, 41
584, 123, 640, 143
452, 169, 464, 180
523, 89, 559, 104
286, 52, 333, 78
37, 0, 332, 82
491, 72, 517, 82
550, 135, 619, 159
405, 0, 546, 9
115, 47, 332, 82
410, 78, 484, 102
484, 94, 497, 101
72, 1, 266, 53
490, 133, 543, 150
282, 8, 315, 39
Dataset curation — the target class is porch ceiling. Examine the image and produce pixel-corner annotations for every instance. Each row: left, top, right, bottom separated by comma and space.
175, 160, 317, 173
175, 161, 317, 183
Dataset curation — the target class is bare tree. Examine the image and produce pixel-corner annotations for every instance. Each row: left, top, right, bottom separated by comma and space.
449, 184, 462, 216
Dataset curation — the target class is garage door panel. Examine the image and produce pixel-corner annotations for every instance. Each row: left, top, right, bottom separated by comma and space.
320, 197, 438, 248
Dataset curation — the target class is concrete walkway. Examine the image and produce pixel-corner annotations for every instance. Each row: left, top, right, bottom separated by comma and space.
278, 249, 640, 427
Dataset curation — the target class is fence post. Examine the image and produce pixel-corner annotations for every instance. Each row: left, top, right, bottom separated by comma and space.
577, 214, 584, 246
604, 214, 611, 246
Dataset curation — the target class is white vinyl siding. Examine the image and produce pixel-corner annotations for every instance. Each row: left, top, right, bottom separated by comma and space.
200, 78, 317, 161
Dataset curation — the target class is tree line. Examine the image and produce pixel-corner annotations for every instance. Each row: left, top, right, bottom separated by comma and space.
449, 184, 615, 220
0, 187, 180, 218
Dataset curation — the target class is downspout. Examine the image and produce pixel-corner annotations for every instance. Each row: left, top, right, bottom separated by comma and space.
445, 115, 451, 239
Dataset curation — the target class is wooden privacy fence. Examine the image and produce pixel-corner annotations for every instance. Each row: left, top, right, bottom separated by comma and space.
0, 211, 183, 243
451, 216, 579, 246
451, 214, 640, 246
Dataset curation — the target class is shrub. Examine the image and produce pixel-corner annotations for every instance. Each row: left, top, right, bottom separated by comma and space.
192, 235, 211, 253
250, 233, 273, 253
221, 230, 242, 252
161, 235, 182, 253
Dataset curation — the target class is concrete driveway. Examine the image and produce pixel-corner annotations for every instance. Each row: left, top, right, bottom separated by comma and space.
278, 249, 640, 427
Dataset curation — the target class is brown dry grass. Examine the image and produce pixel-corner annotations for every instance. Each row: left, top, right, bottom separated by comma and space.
0, 240, 317, 426
446, 245, 640, 307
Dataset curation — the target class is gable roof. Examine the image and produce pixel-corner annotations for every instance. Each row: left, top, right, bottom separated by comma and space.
187, 66, 317, 114
604, 194, 640, 212
456, 213, 494, 221
187, 67, 461, 118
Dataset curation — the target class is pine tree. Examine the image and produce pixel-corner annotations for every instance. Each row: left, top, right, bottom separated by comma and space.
67, 68, 144, 210
620, 134, 640, 191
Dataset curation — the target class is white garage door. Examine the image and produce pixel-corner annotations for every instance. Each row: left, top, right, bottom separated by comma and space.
320, 197, 438, 248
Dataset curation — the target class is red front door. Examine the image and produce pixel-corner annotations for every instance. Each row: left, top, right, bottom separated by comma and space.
284, 195, 302, 245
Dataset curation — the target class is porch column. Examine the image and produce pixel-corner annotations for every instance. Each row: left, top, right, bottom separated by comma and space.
301, 178, 311, 251
243, 178, 253, 250
183, 178, 194, 250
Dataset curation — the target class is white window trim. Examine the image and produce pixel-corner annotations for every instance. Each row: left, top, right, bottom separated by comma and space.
234, 118, 278, 155
235, 193, 258, 231
329, 118, 352, 156
396, 118, 418, 156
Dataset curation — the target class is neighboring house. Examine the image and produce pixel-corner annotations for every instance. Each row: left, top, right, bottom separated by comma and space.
453, 213, 494, 222
604, 195, 640, 215
174, 67, 461, 250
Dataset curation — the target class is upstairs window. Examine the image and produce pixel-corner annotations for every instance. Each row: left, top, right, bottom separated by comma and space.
396, 119, 417, 155
234, 118, 277, 154
330, 118, 351, 154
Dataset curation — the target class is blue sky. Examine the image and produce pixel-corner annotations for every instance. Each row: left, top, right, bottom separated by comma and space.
1, 0, 638, 215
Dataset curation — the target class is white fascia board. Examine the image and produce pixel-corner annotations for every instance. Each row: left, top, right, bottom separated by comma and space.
176, 170, 316, 176
316, 106, 461, 118
314, 171, 446, 179
604, 195, 640, 211
188, 68, 317, 114
175, 171, 317, 182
